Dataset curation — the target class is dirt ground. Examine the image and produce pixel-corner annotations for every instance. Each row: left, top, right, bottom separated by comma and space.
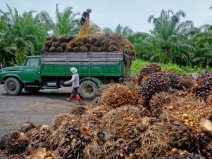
0, 85, 91, 138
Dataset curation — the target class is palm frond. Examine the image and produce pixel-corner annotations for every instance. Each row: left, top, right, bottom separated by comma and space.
148, 15, 154, 23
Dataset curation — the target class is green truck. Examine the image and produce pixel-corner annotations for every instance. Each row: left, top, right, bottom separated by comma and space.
0, 51, 130, 98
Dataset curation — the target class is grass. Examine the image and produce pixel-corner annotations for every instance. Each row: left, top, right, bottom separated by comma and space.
131, 59, 212, 75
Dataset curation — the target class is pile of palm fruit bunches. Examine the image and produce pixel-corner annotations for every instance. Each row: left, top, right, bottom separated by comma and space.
0, 64, 211, 159
42, 33, 136, 58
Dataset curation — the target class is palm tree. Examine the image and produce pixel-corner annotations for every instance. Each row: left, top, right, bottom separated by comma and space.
103, 27, 113, 33
148, 10, 195, 64
37, 4, 80, 36
192, 25, 212, 67
0, 4, 49, 64
128, 32, 153, 57
0, 17, 15, 65
115, 24, 133, 37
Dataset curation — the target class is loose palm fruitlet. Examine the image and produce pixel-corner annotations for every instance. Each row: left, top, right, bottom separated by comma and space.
138, 63, 161, 84
193, 70, 212, 101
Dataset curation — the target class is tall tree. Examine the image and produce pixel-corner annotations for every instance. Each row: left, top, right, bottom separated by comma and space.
148, 10, 195, 64
0, 4, 49, 64
192, 25, 212, 67
115, 24, 133, 37
37, 4, 80, 36
103, 27, 113, 33
0, 17, 15, 64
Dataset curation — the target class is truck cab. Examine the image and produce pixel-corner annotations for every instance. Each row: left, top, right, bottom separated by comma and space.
0, 56, 41, 95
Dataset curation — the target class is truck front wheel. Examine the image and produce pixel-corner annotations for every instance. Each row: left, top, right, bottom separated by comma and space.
4, 77, 23, 95
79, 80, 99, 99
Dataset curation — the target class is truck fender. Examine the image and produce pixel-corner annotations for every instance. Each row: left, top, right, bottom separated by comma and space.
80, 77, 102, 87
2, 74, 23, 83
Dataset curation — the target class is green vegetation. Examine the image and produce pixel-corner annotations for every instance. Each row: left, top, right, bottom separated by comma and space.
0, 4, 211, 71
116, 9, 212, 69
0, 4, 79, 65
130, 59, 210, 75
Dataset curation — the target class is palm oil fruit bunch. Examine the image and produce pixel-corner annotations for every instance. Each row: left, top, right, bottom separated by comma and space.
140, 71, 197, 108
70, 105, 86, 115
189, 133, 212, 158
27, 125, 51, 151
0, 131, 29, 155
26, 148, 59, 159
42, 36, 75, 52
102, 139, 129, 159
140, 72, 172, 107
166, 120, 192, 147
161, 148, 202, 159
138, 63, 161, 84
19, 121, 36, 134
58, 125, 90, 159
167, 73, 191, 90
193, 70, 212, 101
100, 106, 146, 140
201, 141, 212, 159
97, 83, 139, 108
164, 96, 212, 132
67, 33, 136, 58
149, 92, 176, 116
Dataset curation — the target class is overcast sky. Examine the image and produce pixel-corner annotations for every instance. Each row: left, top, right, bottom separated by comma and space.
0, 0, 212, 33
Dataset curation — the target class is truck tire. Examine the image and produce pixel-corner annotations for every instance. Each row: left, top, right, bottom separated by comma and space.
4, 77, 23, 95
79, 80, 99, 99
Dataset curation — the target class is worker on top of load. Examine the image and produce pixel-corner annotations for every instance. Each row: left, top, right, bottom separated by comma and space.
64, 67, 81, 105
80, 8, 92, 26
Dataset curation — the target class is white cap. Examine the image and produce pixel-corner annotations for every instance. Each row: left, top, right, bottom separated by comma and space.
70, 67, 77, 73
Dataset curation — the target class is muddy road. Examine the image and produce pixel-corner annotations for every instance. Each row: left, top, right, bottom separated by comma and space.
0, 85, 90, 138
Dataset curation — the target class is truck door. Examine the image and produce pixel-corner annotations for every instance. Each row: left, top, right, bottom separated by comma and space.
23, 57, 41, 83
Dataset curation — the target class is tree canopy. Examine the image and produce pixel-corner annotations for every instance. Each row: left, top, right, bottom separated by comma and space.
0, 4, 211, 68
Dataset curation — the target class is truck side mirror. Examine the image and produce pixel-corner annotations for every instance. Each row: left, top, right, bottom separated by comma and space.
0, 62, 2, 70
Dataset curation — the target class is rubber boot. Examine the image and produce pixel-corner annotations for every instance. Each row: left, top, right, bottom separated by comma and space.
76, 94, 81, 105
69, 94, 74, 102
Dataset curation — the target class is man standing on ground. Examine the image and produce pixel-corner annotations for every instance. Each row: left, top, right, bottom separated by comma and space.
80, 8, 92, 26
64, 67, 81, 105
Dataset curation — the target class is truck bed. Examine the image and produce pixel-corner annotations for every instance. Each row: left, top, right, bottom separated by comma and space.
41, 52, 127, 77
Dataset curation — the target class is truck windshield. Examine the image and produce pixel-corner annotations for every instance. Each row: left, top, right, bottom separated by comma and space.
25, 58, 39, 67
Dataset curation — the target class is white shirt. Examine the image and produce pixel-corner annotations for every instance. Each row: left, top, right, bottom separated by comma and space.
65, 73, 79, 88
